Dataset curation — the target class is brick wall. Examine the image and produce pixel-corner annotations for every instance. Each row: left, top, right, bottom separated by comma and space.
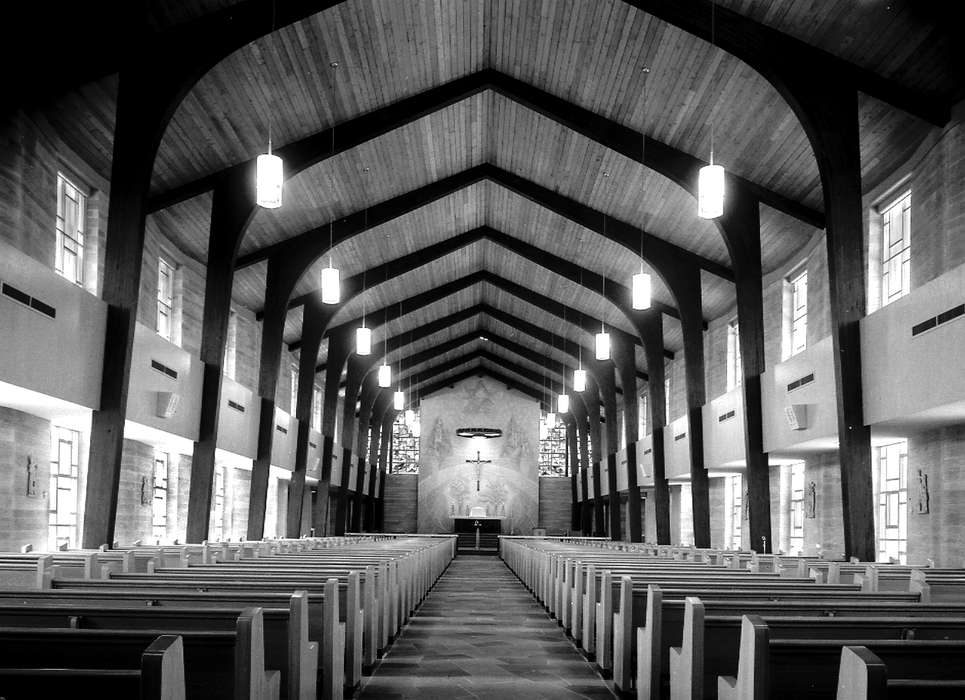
0, 407, 51, 551
538, 476, 572, 535
382, 473, 418, 533
114, 439, 155, 546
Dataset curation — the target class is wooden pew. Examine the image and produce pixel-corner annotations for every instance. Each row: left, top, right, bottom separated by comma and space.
910, 568, 965, 602
663, 594, 965, 700
717, 615, 965, 700
0, 593, 318, 700
53, 570, 361, 692
0, 633, 185, 700
608, 575, 915, 691
835, 644, 965, 699
0, 607, 278, 699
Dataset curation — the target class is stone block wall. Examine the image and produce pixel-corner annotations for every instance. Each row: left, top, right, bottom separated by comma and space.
113, 439, 155, 546
0, 407, 51, 551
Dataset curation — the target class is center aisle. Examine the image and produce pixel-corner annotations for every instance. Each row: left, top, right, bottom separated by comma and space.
358, 556, 616, 699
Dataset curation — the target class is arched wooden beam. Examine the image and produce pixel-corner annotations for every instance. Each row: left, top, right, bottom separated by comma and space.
622, 0, 950, 127
148, 70, 822, 227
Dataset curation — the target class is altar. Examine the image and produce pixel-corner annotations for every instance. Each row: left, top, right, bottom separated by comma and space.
452, 516, 502, 535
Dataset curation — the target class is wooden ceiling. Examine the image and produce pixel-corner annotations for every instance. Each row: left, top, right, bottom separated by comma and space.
23, 0, 958, 400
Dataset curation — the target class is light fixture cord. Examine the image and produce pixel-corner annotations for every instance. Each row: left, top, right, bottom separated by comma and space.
709, 0, 716, 165
329, 61, 338, 267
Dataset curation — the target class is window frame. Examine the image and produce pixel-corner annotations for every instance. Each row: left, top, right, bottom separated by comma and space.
49, 427, 81, 551
55, 172, 87, 286
789, 268, 808, 357
879, 191, 912, 308
726, 318, 742, 392
538, 415, 568, 477
152, 452, 169, 542
156, 258, 175, 341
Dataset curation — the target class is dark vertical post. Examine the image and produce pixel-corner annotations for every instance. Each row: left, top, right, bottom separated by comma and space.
565, 416, 580, 531
365, 393, 388, 531
286, 298, 329, 536
637, 311, 670, 544
594, 363, 622, 541
351, 380, 378, 532
805, 86, 875, 560
376, 410, 396, 531
313, 327, 353, 534
83, 75, 174, 549
334, 358, 366, 535
677, 266, 711, 548
187, 177, 253, 543
612, 331, 642, 542
720, 192, 773, 553
246, 258, 295, 540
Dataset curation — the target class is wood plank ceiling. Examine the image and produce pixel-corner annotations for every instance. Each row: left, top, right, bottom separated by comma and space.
35, 0, 956, 401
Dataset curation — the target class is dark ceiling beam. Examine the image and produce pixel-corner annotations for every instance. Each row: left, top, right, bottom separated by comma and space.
280, 225, 697, 331
486, 72, 826, 229
622, 0, 950, 128
415, 365, 547, 405
481, 164, 733, 281
294, 265, 674, 359
235, 168, 486, 269
149, 70, 823, 228
236, 165, 728, 279
148, 71, 490, 212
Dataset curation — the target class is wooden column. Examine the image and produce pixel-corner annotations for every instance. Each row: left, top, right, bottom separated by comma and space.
720, 193, 773, 553
594, 363, 622, 541
312, 326, 353, 534
376, 410, 397, 531
82, 73, 176, 549
365, 393, 389, 531
572, 400, 593, 535
351, 380, 379, 532
285, 298, 330, 537
565, 416, 580, 531
804, 84, 876, 560
246, 258, 298, 539
636, 311, 671, 544
333, 358, 366, 535
677, 265, 711, 548
187, 177, 254, 543
612, 331, 642, 542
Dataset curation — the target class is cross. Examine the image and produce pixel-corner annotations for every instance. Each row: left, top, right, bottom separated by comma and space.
466, 450, 492, 491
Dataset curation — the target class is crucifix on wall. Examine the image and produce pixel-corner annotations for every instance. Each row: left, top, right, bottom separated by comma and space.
456, 427, 501, 491
466, 451, 493, 491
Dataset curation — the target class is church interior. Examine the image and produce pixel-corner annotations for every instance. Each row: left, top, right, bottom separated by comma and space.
0, 1, 963, 697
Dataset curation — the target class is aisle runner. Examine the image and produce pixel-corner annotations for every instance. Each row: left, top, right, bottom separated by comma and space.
358, 557, 616, 699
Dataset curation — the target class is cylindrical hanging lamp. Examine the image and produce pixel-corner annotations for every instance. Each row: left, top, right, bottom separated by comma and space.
256, 151, 283, 209
404, 408, 416, 426
539, 421, 549, 440
393, 390, 405, 411
378, 363, 391, 388
632, 270, 652, 310
320, 264, 340, 304
545, 411, 556, 427
595, 330, 610, 360
698, 161, 725, 219
573, 368, 587, 392
355, 326, 371, 355
557, 393, 570, 413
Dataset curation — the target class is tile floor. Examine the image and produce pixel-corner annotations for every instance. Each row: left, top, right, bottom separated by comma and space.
357, 556, 617, 699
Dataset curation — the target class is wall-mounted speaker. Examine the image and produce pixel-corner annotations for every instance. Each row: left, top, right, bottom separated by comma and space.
784, 404, 808, 431
156, 391, 181, 419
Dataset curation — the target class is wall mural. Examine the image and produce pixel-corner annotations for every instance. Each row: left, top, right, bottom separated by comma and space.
417, 377, 539, 534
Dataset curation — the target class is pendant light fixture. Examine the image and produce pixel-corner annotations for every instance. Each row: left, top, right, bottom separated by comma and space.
632, 67, 653, 310
321, 62, 341, 303
557, 392, 570, 413
393, 389, 405, 411
355, 169, 372, 353
698, 3, 726, 219
539, 420, 549, 441
596, 267, 610, 360
255, 1, 283, 209
405, 408, 416, 426
378, 363, 391, 388
545, 411, 556, 427
573, 368, 587, 392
